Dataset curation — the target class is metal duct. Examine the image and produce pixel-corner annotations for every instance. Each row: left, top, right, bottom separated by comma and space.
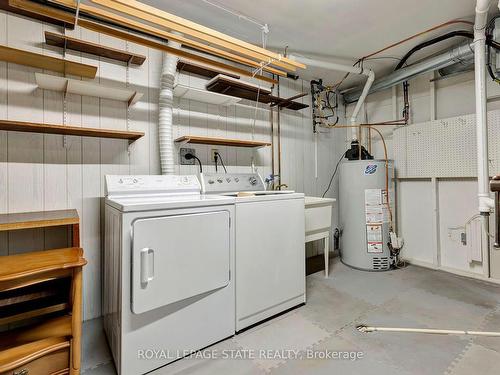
343, 43, 474, 103
438, 57, 474, 77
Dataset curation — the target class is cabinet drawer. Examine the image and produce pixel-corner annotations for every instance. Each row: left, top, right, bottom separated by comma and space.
0, 337, 69, 375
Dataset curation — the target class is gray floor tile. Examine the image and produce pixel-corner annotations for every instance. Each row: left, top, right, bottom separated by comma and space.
81, 258, 500, 375
298, 276, 374, 334
447, 343, 500, 375
315, 261, 418, 306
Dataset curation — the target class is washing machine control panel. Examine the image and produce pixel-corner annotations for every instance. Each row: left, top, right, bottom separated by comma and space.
200, 172, 265, 193
105, 175, 200, 196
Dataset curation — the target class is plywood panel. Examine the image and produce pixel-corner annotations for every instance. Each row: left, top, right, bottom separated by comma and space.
80, 28, 103, 320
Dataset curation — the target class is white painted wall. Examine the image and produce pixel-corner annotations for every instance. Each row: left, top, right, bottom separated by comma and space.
346, 68, 500, 281
0, 12, 340, 320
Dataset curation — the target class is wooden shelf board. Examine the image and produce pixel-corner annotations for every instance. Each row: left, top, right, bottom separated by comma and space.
0, 0, 74, 28
0, 247, 86, 284
175, 135, 271, 148
0, 209, 79, 232
0, 44, 97, 79
45, 31, 146, 65
173, 84, 241, 106
0, 119, 144, 141
206, 75, 309, 110
0, 302, 69, 326
36, 73, 143, 106
177, 59, 239, 79
206, 75, 272, 103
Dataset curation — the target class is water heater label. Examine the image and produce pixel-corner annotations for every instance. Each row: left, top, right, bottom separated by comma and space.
366, 224, 383, 253
364, 164, 378, 175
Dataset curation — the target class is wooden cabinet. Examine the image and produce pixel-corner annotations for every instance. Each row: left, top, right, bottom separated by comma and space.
0, 210, 86, 375
0, 337, 70, 375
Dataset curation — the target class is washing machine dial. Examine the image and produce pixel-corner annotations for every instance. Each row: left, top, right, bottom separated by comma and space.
249, 177, 258, 186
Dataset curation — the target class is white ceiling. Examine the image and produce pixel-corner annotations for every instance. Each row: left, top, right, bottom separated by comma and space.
144, 0, 493, 87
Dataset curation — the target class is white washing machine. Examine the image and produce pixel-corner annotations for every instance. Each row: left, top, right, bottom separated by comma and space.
200, 173, 305, 331
103, 175, 235, 375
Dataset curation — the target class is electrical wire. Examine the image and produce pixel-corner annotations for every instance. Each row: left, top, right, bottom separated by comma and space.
215, 152, 227, 173
333, 19, 474, 90
322, 151, 346, 198
185, 153, 203, 173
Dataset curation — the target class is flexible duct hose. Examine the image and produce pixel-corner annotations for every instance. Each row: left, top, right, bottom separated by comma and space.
159, 40, 180, 175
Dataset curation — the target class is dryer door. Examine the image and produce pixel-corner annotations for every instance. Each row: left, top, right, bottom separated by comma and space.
131, 210, 230, 314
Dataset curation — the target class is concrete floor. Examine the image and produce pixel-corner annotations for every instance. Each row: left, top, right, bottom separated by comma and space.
82, 259, 500, 374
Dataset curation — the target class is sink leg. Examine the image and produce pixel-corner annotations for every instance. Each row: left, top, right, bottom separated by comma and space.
324, 236, 329, 278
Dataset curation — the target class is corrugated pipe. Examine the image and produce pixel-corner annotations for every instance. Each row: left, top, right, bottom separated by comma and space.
159, 39, 181, 175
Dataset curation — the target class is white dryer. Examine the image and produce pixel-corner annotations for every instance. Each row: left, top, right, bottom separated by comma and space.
200, 173, 305, 331
104, 175, 235, 375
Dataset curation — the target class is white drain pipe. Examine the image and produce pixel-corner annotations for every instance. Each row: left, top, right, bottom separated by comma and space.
158, 39, 180, 175
474, 0, 495, 278
288, 54, 374, 140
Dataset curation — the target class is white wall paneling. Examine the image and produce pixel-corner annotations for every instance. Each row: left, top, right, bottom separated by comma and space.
0, 12, 339, 319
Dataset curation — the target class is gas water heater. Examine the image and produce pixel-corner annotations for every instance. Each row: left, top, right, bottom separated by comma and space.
339, 159, 395, 271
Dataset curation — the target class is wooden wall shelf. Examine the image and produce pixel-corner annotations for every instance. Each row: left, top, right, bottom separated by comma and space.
177, 59, 240, 80
173, 84, 241, 106
206, 75, 309, 111
36, 73, 143, 107
175, 135, 271, 148
0, 44, 97, 79
0, 209, 79, 232
0, 0, 74, 28
0, 119, 144, 141
206, 75, 272, 102
45, 31, 146, 65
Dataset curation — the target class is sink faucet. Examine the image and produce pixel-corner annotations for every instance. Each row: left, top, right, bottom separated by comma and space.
275, 184, 288, 190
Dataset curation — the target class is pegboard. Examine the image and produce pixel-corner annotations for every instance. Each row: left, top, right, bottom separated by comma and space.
393, 109, 500, 178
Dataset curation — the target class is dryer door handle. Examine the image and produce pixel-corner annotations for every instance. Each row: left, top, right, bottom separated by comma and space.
140, 247, 155, 286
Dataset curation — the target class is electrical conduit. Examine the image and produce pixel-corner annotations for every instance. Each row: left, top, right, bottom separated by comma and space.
159, 39, 181, 175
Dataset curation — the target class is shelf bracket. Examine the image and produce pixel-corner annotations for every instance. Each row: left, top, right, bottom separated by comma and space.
74, 0, 81, 27
178, 138, 190, 146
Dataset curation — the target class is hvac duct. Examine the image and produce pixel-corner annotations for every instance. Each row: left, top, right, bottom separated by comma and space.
343, 43, 474, 103
158, 40, 181, 175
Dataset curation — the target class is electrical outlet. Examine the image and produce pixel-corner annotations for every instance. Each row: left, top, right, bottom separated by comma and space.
180, 148, 196, 165
461, 232, 467, 246
211, 148, 219, 162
